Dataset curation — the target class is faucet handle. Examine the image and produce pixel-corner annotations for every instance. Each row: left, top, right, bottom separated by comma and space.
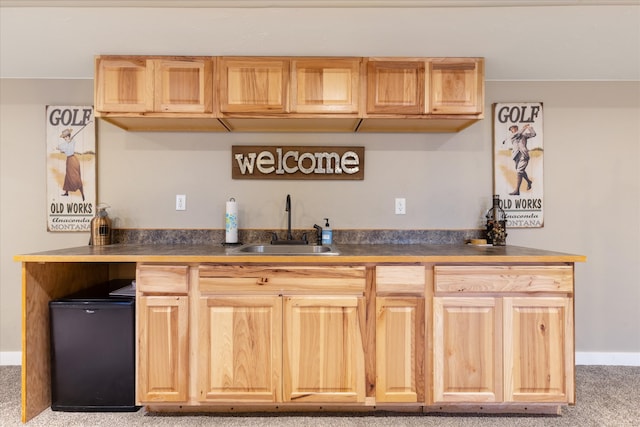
270, 232, 279, 244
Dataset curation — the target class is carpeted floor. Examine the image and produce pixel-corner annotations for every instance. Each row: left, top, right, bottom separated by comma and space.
1, 365, 639, 426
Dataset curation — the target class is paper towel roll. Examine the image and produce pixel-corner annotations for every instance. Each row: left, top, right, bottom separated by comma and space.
225, 198, 238, 243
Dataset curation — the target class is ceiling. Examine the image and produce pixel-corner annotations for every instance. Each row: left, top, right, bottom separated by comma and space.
1, 1, 639, 80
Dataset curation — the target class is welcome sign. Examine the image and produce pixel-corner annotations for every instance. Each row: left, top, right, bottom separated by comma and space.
232, 146, 364, 180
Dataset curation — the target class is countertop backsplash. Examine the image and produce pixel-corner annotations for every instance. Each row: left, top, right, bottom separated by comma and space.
112, 228, 486, 246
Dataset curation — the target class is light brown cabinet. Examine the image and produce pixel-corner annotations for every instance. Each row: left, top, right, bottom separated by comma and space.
95, 56, 152, 113
94, 55, 225, 131
94, 55, 484, 133
218, 56, 362, 132
197, 295, 282, 402
375, 266, 426, 403
132, 261, 574, 413
136, 264, 190, 403
359, 57, 484, 132
290, 58, 361, 114
283, 295, 366, 402
196, 265, 367, 403
218, 57, 289, 114
429, 58, 484, 115
432, 265, 574, 406
503, 297, 574, 403
17, 248, 584, 422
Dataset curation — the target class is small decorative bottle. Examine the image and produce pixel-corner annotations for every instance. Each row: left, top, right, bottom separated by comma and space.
90, 204, 112, 246
485, 195, 507, 246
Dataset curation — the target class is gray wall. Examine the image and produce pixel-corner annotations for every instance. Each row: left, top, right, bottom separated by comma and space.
1, 78, 639, 363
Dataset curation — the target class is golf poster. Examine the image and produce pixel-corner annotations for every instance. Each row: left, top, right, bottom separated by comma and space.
46, 105, 96, 232
493, 102, 544, 228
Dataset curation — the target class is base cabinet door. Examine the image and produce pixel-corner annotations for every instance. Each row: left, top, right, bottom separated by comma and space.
283, 296, 366, 403
376, 296, 425, 403
433, 295, 574, 405
433, 297, 502, 403
503, 297, 574, 403
137, 295, 189, 403
196, 296, 282, 402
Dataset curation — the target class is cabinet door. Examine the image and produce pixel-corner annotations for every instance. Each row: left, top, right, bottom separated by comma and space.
154, 58, 213, 113
503, 297, 574, 403
196, 296, 282, 402
137, 295, 189, 403
283, 296, 365, 403
366, 59, 425, 114
290, 58, 361, 114
376, 296, 424, 403
219, 57, 289, 113
433, 297, 502, 403
95, 57, 153, 112
429, 58, 484, 115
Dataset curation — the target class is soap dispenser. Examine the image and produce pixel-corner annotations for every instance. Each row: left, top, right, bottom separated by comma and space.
321, 218, 333, 245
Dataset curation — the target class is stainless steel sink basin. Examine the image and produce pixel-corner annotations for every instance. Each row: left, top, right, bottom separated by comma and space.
227, 244, 340, 256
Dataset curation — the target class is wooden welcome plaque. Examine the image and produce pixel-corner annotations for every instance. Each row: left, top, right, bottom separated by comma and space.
232, 146, 364, 180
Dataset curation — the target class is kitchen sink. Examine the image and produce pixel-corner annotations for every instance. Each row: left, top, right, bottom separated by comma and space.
227, 244, 340, 256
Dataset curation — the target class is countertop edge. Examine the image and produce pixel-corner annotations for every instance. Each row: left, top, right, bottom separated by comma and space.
13, 244, 587, 264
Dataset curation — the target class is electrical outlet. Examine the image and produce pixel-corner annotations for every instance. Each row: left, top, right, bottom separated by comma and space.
395, 198, 406, 215
176, 194, 186, 211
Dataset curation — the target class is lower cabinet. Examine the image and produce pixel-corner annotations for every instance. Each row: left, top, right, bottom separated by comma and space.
503, 297, 574, 403
432, 265, 575, 405
283, 296, 366, 402
197, 296, 282, 402
375, 266, 426, 403
136, 264, 190, 403
134, 262, 576, 412
196, 265, 367, 403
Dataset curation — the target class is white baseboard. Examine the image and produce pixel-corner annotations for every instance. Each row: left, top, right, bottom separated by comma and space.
2, 351, 639, 367
0, 352, 21, 366
575, 352, 640, 366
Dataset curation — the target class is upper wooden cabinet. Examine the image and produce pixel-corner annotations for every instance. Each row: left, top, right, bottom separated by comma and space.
290, 58, 361, 114
94, 55, 484, 133
366, 59, 425, 115
218, 57, 289, 114
429, 58, 484, 115
95, 55, 225, 131
218, 56, 362, 132
95, 57, 153, 113
154, 58, 213, 113
359, 57, 484, 132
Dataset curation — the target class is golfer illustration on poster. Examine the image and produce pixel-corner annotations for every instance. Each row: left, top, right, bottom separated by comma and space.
493, 102, 544, 228
46, 105, 96, 232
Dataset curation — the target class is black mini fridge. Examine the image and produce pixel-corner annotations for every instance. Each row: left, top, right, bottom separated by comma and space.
49, 280, 138, 412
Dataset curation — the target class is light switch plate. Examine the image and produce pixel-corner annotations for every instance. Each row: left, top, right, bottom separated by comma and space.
176, 194, 186, 211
